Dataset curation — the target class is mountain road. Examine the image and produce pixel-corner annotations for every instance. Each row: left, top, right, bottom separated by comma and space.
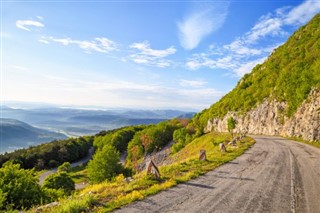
115, 136, 320, 213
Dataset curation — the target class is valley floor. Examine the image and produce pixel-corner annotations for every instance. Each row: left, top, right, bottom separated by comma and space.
115, 136, 320, 213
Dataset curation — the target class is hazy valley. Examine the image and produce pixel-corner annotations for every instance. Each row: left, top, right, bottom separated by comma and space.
0, 104, 194, 153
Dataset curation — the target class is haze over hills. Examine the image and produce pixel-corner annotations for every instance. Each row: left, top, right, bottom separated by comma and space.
0, 118, 67, 153
198, 14, 320, 142
2, 104, 194, 136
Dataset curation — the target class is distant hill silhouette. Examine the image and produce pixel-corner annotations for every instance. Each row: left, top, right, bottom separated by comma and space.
0, 118, 67, 153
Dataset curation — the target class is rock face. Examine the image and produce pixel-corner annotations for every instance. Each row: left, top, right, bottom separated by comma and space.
205, 89, 320, 141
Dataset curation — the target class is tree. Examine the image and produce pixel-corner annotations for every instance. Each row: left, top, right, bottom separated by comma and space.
0, 189, 5, 209
87, 144, 122, 183
42, 172, 75, 195
227, 117, 236, 137
58, 161, 71, 173
0, 161, 42, 210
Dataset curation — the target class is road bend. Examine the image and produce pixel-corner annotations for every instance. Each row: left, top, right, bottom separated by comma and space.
115, 136, 320, 213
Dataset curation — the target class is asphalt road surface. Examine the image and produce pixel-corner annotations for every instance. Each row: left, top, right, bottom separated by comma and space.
115, 136, 320, 213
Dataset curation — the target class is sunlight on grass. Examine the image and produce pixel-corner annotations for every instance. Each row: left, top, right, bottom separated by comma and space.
288, 137, 320, 149
33, 132, 255, 213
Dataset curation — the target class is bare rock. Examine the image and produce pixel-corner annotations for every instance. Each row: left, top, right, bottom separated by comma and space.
219, 143, 226, 152
205, 88, 320, 142
199, 150, 207, 161
146, 160, 160, 179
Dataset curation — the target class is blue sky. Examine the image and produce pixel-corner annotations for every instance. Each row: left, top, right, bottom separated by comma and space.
1, 0, 320, 110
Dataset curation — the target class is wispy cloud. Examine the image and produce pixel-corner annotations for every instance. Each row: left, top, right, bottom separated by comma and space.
186, 0, 320, 77
40, 36, 118, 53
177, 2, 229, 50
129, 41, 176, 68
244, 0, 320, 44
16, 19, 44, 31
179, 79, 207, 88
39, 75, 222, 109
11, 65, 29, 71
233, 57, 266, 77
285, 0, 320, 25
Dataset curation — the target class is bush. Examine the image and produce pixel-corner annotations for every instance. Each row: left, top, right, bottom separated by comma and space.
58, 162, 71, 173
43, 172, 75, 195
87, 144, 122, 183
0, 161, 42, 210
171, 128, 193, 153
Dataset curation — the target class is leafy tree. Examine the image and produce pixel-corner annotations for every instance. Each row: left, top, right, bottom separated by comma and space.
227, 117, 236, 137
42, 172, 75, 195
58, 161, 71, 173
0, 161, 42, 210
0, 189, 5, 209
172, 128, 192, 153
87, 144, 122, 183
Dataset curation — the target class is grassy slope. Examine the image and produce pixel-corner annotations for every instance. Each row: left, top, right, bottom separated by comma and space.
197, 14, 320, 127
32, 133, 254, 213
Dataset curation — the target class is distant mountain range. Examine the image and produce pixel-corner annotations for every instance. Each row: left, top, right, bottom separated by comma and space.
1, 105, 195, 145
0, 118, 67, 153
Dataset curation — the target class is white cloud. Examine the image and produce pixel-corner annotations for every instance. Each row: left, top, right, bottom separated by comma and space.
40, 36, 118, 53
186, 54, 234, 70
244, 0, 320, 44
177, 3, 229, 50
130, 41, 176, 57
179, 79, 207, 88
233, 57, 266, 77
38, 39, 49, 44
33, 75, 221, 109
129, 41, 176, 68
285, 0, 320, 25
185, 0, 320, 77
36, 16, 44, 21
245, 15, 285, 44
16, 20, 45, 31
11, 65, 28, 71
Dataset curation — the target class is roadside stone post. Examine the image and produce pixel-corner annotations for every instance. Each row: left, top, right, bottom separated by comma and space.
146, 160, 160, 179
199, 150, 207, 161
219, 143, 226, 152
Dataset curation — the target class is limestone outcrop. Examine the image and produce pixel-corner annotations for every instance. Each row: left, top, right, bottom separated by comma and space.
205, 89, 320, 141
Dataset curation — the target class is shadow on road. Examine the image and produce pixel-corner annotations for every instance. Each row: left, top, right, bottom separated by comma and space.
181, 182, 214, 189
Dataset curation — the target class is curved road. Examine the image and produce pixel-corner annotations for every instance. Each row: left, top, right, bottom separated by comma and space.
115, 136, 320, 213
38, 147, 94, 189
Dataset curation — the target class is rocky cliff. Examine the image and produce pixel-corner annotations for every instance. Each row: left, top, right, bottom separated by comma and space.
205, 88, 320, 141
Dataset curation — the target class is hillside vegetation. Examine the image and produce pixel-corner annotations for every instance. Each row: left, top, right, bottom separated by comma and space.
30, 133, 254, 213
0, 136, 92, 170
196, 14, 320, 128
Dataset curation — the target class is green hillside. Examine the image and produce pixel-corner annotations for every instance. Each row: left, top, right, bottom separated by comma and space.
196, 14, 320, 128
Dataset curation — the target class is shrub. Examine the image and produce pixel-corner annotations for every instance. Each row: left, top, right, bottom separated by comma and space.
87, 144, 122, 184
42, 172, 75, 195
0, 161, 42, 210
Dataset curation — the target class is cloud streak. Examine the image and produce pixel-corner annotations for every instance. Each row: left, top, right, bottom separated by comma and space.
129, 41, 176, 68
16, 20, 44, 31
40, 36, 118, 53
38, 75, 222, 109
186, 0, 320, 77
177, 2, 229, 50
179, 79, 207, 88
